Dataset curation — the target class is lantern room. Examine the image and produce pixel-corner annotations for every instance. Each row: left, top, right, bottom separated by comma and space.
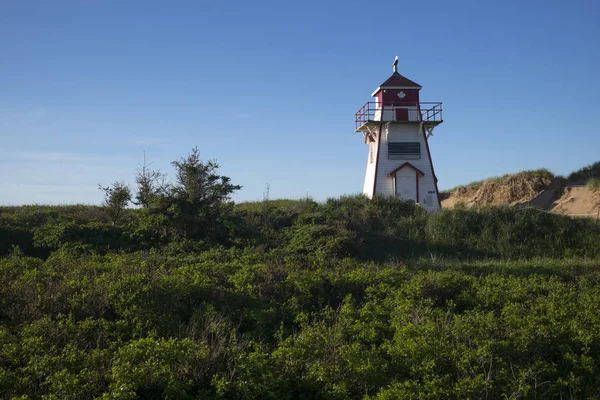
355, 59, 443, 132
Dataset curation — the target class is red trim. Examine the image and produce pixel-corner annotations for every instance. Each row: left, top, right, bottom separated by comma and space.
387, 162, 425, 177
416, 170, 420, 203
421, 124, 442, 208
372, 126, 382, 196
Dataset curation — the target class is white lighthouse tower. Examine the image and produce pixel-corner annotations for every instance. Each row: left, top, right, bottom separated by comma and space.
356, 58, 443, 211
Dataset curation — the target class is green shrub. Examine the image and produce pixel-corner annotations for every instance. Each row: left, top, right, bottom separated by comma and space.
569, 161, 600, 181
109, 337, 211, 399
425, 206, 600, 258
286, 223, 359, 258
4, 193, 600, 398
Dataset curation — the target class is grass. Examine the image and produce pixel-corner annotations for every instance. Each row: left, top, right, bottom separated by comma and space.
588, 178, 600, 208
440, 169, 556, 206
442, 168, 555, 194
441, 162, 600, 209
588, 177, 600, 192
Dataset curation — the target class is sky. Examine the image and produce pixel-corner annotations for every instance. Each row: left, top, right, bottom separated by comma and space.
1, 0, 600, 205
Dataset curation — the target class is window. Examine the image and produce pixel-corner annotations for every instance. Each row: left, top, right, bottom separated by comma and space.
388, 142, 420, 159
369, 143, 374, 163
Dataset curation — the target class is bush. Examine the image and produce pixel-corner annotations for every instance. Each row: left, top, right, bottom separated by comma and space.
4, 190, 600, 397
3, 244, 600, 398
286, 223, 360, 258
426, 206, 600, 258
569, 161, 600, 181
98, 181, 132, 225
109, 337, 211, 399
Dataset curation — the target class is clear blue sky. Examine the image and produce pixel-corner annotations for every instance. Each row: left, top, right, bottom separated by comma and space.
1, 0, 599, 204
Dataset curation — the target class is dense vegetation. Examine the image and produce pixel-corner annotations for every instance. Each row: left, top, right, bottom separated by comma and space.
568, 161, 600, 182
3, 153, 600, 399
3, 198, 600, 399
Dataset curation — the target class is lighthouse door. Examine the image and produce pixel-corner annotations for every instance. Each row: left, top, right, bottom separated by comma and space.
395, 169, 417, 202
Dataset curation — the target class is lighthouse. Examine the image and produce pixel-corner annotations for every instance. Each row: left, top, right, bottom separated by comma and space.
355, 58, 443, 211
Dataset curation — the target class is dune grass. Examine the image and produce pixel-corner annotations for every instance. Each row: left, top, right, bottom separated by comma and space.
588, 177, 600, 192
442, 168, 555, 194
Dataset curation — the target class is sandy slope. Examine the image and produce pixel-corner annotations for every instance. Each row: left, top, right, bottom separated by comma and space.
442, 181, 600, 218
552, 185, 600, 216
441, 177, 552, 208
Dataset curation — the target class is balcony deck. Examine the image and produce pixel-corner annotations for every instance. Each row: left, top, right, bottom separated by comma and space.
355, 102, 443, 132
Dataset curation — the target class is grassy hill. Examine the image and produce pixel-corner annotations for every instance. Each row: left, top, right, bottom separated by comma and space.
1, 153, 600, 398
2, 195, 600, 398
441, 169, 556, 206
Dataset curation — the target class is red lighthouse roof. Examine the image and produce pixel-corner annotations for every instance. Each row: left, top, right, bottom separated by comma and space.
371, 71, 422, 97
371, 58, 422, 96
379, 71, 422, 88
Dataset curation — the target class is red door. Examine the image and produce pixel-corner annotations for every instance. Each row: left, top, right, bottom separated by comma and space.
395, 108, 409, 121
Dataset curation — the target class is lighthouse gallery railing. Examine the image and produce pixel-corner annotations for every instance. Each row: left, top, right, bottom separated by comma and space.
355, 102, 443, 130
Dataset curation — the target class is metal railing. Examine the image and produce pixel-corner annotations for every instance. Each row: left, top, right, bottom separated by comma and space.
355, 102, 443, 130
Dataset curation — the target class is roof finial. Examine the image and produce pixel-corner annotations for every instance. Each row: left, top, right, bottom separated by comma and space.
392, 56, 398, 73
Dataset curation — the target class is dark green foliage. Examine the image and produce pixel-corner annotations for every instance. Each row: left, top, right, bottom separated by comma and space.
165, 147, 242, 240
2, 195, 600, 398
129, 147, 243, 244
0, 205, 114, 257
2, 195, 600, 259
98, 181, 132, 225
568, 161, 600, 181
4, 250, 600, 398
286, 223, 359, 258
109, 337, 212, 398
425, 205, 600, 258
133, 153, 166, 208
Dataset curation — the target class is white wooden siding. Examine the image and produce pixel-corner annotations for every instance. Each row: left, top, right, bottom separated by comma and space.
374, 122, 440, 211
362, 134, 380, 198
